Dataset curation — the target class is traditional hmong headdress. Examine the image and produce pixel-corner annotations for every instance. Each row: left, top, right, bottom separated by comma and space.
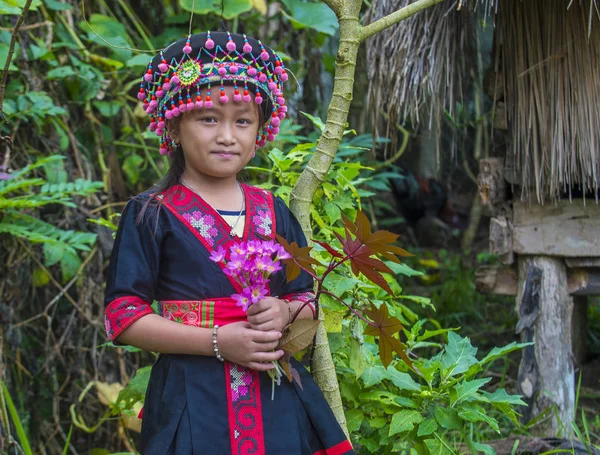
138, 31, 289, 156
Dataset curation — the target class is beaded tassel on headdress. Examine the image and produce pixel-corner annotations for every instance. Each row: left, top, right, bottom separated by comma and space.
138, 31, 289, 156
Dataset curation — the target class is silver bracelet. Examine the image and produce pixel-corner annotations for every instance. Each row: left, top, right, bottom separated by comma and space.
213, 325, 225, 362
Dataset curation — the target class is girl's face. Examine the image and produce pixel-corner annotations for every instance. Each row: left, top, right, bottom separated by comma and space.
169, 85, 261, 181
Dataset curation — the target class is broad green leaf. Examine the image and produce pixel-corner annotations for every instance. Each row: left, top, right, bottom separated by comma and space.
126, 53, 152, 68
44, 242, 64, 267
349, 338, 367, 378
345, 409, 364, 433
451, 377, 492, 405
458, 404, 500, 432
480, 341, 531, 365
483, 388, 526, 406
362, 390, 401, 407
361, 365, 420, 390
441, 332, 478, 377
386, 261, 423, 277
44, 0, 72, 10
94, 101, 122, 117
47, 66, 76, 79
361, 365, 387, 387
122, 154, 144, 185
389, 410, 422, 436
280, 0, 338, 36
115, 366, 152, 411
61, 250, 82, 282
434, 406, 461, 430
369, 416, 387, 429
323, 307, 343, 333
179, 0, 252, 19
0, 43, 17, 71
80, 14, 128, 42
300, 111, 325, 131
417, 418, 438, 437
32, 267, 50, 287
472, 443, 496, 455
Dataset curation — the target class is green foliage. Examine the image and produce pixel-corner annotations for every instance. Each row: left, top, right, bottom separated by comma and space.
0, 155, 101, 281
2, 380, 33, 455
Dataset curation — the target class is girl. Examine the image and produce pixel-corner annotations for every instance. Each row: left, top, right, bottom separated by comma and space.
104, 31, 354, 455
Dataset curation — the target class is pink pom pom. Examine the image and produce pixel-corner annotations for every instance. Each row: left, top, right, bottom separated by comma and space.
258, 139, 266, 147
187, 102, 194, 111
159, 147, 168, 155
195, 100, 204, 109
218, 66, 227, 76
149, 122, 157, 132
260, 51, 269, 60
159, 63, 169, 73
248, 67, 257, 76
172, 107, 180, 117
165, 110, 173, 119
280, 105, 288, 113
271, 117, 280, 127
277, 97, 285, 105
205, 100, 213, 109
156, 128, 164, 136
271, 127, 279, 134
183, 44, 192, 54
268, 82, 276, 91
144, 73, 153, 82
157, 121, 165, 129
258, 73, 267, 83
219, 95, 229, 104
274, 89, 282, 96
226, 41, 236, 52
137, 92, 146, 101
233, 94, 242, 102
179, 104, 187, 113
279, 112, 286, 119
163, 82, 172, 91
281, 71, 288, 82
145, 106, 154, 114
243, 94, 251, 103
205, 38, 215, 49
149, 100, 158, 109
243, 43, 252, 53
229, 65, 238, 74
267, 134, 275, 141
171, 75, 180, 85
255, 96, 263, 104
275, 66, 283, 75
156, 90, 164, 98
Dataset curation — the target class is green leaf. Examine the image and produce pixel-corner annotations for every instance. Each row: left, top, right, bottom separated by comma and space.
2, 381, 34, 455
349, 338, 367, 379
46, 66, 76, 79
114, 366, 152, 411
417, 418, 438, 437
126, 53, 152, 68
434, 406, 461, 430
44, 242, 64, 266
300, 111, 325, 131
386, 261, 423, 277
441, 332, 478, 377
389, 410, 423, 436
0, 43, 18, 71
458, 404, 500, 432
280, 0, 338, 36
345, 409, 364, 433
122, 154, 144, 185
178, 0, 252, 19
61, 250, 82, 282
451, 377, 492, 405
480, 341, 531, 365
472, 443, 496, 455
94, 101, 122, 117
483, 388, 526, 406
44, 0, 72, 10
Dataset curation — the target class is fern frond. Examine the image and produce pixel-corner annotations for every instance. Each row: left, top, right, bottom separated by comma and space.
0, 196, 76, 209
40, 180, 104, 197
0, 178, 45, 196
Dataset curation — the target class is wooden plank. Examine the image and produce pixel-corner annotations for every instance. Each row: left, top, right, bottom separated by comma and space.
490, 216, 514, 265
565, 257, 600, 268
513, 200, 600, 257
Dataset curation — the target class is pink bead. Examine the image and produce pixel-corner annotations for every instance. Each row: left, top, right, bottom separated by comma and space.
145, 106, 154, 114
229, 65, 238, 74
258, 73, 267, 83
205, 100, 213, 109
187, 102, 194, 111
171, 75, 180, 85
163, 82, 172, 91
274, 89, 282, 96
179, 103, 187, 113
149, 122, 157, 131
156, 90, 164, 98
143, 102, 149, 110
226, 41, 236, 52
277, 97, 285, 105
260, 51, 269, 60
149, 100, 158, 109
195, 100, 204, 109
205, 38, 215, 49
281, 71, 288, 82
248, 67, 257, 76
172, 107, 180, 116
255, 96, 263, 104
258, 139, 266, 147
144, 73, 152, 82
280, 105, 288, 113
268, 82, 276, 91
158, 63, 169, 73
156, 128, 164, 136
165, 110, 173, 119
137, 92, 146, 101
159, 147, 168, 155
157, 121, 165, 129
271, 117, 280, 127
233, 94, 242, 102
278, 112, 286, 119
243, 94, 251, 103
275, 66, 283, 75
271, 127, 279, 134
218, 66, 227, 76
243, 43, 252, 53
183, 44, 192, 54
219, 95, 229, 104
267, 134, 275, 141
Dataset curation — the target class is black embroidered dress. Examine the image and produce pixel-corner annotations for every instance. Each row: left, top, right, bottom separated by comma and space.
104, 184, 354, 455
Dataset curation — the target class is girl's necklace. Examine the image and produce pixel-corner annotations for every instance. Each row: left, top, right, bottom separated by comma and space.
180, 177, 245, 238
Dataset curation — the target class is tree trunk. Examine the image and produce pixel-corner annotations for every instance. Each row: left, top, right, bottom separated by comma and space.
516, 256, 575, 437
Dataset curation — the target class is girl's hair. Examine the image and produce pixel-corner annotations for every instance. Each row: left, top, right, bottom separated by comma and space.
135, 89, 268, 229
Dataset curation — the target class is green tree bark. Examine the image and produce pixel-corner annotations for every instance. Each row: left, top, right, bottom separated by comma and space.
288, 0, 446, 435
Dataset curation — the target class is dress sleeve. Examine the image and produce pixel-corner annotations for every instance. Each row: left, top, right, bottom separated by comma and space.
274, 196, 317, 318
104, 198, 161, 341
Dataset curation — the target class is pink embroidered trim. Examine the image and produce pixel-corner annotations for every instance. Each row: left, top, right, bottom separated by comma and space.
282, 291, 317, 318
104, 296, 153, 341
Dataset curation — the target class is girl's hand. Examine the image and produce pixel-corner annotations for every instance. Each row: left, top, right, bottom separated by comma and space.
217, 321, 284, 371
246, 297, 289, 332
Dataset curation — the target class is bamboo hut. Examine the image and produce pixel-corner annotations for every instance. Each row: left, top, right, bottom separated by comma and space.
366, 0, 600, 437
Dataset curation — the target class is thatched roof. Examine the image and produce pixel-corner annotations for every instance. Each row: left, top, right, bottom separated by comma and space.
367, 0, 600, 202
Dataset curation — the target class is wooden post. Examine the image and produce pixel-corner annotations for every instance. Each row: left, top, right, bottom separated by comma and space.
516, 256, 575, 436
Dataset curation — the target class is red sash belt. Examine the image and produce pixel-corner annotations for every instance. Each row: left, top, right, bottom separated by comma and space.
161, 298, 247, 327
